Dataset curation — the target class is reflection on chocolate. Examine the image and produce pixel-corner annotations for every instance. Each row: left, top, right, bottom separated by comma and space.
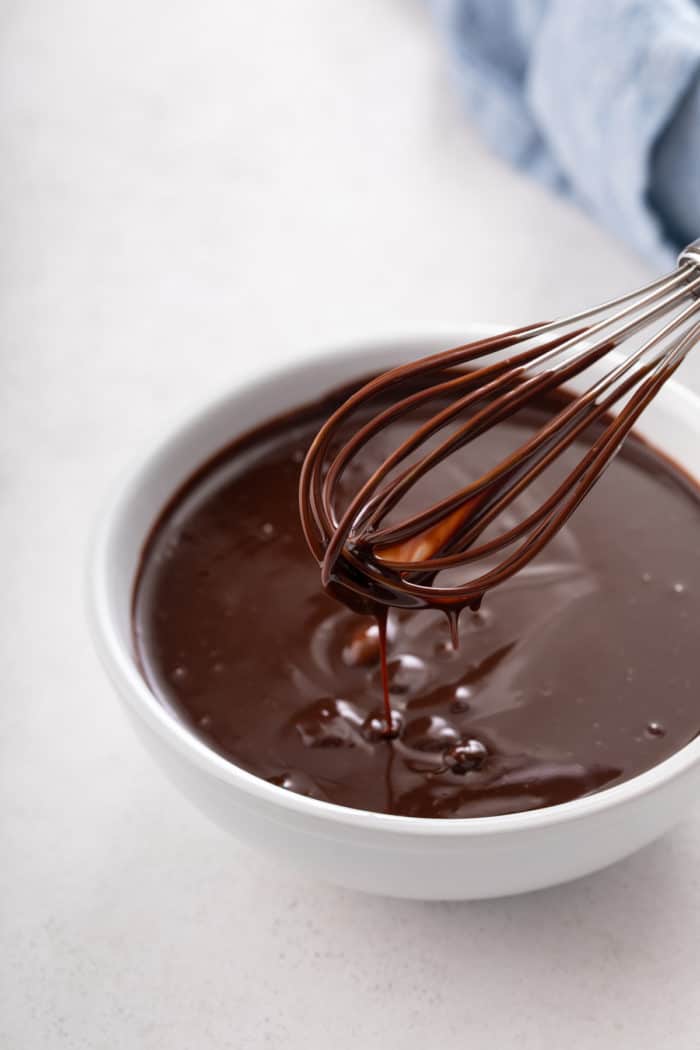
133, 376, 700, 818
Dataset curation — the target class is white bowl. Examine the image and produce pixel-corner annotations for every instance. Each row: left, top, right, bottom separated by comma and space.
88, 331, 700, 900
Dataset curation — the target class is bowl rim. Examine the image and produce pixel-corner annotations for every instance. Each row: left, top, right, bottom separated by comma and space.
87, 327, 700, 838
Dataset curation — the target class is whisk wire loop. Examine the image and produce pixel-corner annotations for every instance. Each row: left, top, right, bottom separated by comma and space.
299, 250, 700, 609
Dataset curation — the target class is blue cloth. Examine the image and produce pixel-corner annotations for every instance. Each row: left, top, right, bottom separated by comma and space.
430, 0, 700, 267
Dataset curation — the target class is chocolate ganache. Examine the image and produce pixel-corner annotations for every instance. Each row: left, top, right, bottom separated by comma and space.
133, 374, 700, 818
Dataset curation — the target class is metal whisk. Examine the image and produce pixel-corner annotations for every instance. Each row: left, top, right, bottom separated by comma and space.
299, 241, 700, 614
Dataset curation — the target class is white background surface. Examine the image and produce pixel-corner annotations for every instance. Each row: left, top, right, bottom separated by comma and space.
3, 2, 700, 1046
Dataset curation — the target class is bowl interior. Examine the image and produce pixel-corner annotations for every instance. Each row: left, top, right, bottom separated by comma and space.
92, 331, 700, 828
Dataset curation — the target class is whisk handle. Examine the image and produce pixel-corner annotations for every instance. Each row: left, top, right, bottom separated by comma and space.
678, 239, 700, 271
678, 240, 700, 297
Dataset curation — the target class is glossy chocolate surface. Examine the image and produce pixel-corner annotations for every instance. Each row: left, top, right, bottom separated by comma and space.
133, 378, 700, 817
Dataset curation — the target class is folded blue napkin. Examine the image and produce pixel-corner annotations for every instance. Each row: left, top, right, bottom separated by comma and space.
430, 0, 700, 267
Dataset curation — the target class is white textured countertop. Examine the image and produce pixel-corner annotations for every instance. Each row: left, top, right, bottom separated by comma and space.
4, 2, 700, 1046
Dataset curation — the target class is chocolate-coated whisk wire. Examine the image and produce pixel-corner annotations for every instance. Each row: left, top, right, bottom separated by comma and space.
299, 242, 700, 611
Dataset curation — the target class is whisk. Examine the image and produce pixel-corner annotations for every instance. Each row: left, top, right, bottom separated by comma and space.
299, 241, 700, 616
